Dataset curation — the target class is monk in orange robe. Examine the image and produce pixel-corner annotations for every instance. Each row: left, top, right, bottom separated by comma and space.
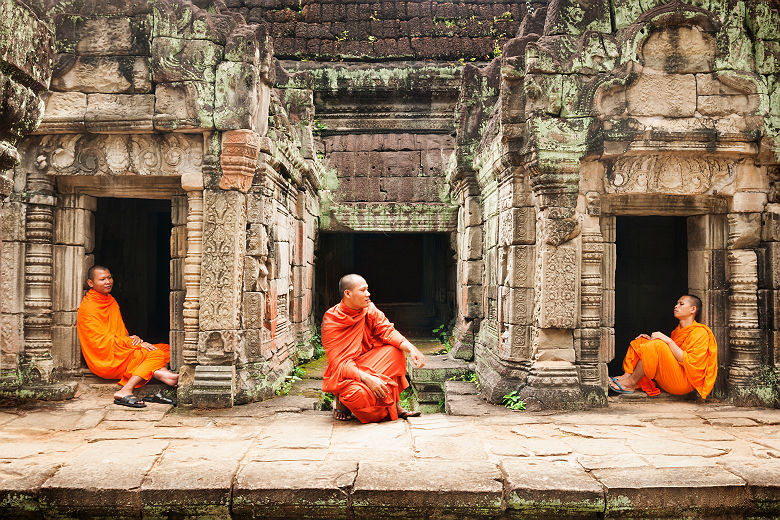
609, 294, 717, 398
77, 265, 179, 408
322, 274, 426, 423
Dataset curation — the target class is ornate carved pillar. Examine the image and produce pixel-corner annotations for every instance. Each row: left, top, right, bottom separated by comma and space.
578, 195, 606, 404
22, 166, 55, 382
182, 190, 203, 366
727, 248, 762, 395
193, 130, 258, 408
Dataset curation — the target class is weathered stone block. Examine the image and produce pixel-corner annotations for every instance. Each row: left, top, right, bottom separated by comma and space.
499, 286, 534, 326
731, 192, 767, 213
1, 202, 25, 242
214, 61, 270, 134
151, 37, 223, 83
462, 284, 483, 319
52, 324, 80, 371
242, 292, 264, 329
2, 241, 25, 314
499, 323, 530, 361
193, 364, 235, 408
543, 0, 611, 35
0, 313, 23, 368
170, 225, 187, 258
59, 194, 97, 212
38, 92, 87, 133
170, 257, 184, 291
524, 74, 562, 115
687, 214, 726, 251
85, 94, 154, 132
75, 17, 138, 55
154, 82, 215, 131
462, 260, 483, 286
728, 212, 761, 249
626, 74, 696, 117
52, 55, 150, 94
642, 27, 715, 73
464, 197, 482, 227
54, 207, 93, 249
501, 245, 535, 288
698, 94, 760, 117
52, 245, 87, 312
198, 330, 243, 366
499, 207, 535, 246
462, 226, 483, 260
170, 290, 184, 331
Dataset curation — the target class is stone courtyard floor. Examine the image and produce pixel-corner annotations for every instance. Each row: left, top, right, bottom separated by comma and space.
1, 381, 779, 519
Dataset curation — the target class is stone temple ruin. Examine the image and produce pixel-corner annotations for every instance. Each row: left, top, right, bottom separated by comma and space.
1, 0, 779, 409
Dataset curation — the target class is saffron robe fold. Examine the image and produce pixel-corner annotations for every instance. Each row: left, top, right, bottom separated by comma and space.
321, 302, 408, 423
77, 289, 169, 387
623, 321, 718, 399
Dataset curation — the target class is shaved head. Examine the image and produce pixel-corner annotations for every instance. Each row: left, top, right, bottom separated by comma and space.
339, 274, 366, 297
684, 294, 702, 321
87, 264, 109, 281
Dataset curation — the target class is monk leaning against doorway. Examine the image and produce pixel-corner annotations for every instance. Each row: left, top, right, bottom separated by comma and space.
77, 265, 179, 408
609, 294, 717, 398
321, 274, 426, 423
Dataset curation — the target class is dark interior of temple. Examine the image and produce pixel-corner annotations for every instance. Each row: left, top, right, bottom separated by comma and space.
611, 216, 688, 374
93, 197, 172, 345
315, 232, 455, 338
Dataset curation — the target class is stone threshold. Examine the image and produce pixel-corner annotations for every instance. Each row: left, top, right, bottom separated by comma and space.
6, 457, 774, 519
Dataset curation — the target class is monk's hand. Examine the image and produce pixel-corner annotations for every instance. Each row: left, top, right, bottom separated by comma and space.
636, 333, 651, 340
129, 335, 142, 346
139, 342, 157, 351
361, 373, 389, 399
650, 331, 670, 343
409, 346, 425, 368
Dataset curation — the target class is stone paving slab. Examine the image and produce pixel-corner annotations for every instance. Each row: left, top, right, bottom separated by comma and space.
1, 385, 780, 518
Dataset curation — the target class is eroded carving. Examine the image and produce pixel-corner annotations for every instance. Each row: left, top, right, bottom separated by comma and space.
538, 243, 578, 329
606, 155, 735, 195
220, 129, 260, 193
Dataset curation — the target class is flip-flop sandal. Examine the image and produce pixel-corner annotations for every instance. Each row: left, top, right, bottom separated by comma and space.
399, 409, 421, 419
144, 391, 176, 406
608, 376, 634, 395
113, 395, 146, 408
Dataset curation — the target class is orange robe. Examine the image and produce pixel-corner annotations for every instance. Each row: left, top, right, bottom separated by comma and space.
77, 289, 170, 387
623, 321, 718, 398
321, 302, 409, 423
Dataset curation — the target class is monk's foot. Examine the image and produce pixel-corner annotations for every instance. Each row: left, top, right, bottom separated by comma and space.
608, 376, 635, 394
397, 403, 421, 419
153, 369, 179, 387
332, 398, 353, 421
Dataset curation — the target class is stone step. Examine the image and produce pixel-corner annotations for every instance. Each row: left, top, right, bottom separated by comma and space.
444, 380, 503, 416
407, 353, 471, 413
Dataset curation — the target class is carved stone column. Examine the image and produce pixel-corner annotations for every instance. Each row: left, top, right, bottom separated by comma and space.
193, 130, 258, 408
579, 199, 606, 405
22, 166, 55, 382
727, 248, 762, 397
182, 189, 203, 366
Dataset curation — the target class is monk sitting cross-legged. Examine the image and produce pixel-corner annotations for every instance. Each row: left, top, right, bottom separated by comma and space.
321, 274, 426, 423
609, 294, 717, 399
77, 265, 179, 408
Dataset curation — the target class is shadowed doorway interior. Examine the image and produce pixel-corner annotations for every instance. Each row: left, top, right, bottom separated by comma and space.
611, 216, 688, 375
315, 232, 454, 337
93, 198, 171, 345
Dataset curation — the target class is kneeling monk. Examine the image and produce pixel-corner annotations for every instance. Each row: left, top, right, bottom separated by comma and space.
322, 274, 425, 423
77, 265, 179, 408
609, 294, 717, 398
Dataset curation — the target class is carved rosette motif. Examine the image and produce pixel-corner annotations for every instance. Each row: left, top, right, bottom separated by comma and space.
605, 155, 736, 194
41, 134, 203, 177
22, 169, 55, 381
183, 190, 204, 365
579, 226, 604, 386
727, 250, 761, 386
220, 130, 261, 193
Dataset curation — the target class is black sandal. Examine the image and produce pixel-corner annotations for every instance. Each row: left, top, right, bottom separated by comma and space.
113, 395, 146, 408
143, 391, 176, 406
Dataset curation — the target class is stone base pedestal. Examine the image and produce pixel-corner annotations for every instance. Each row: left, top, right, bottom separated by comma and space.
0, 380, 78, 402
193, 365, 235, 408
727, 367, 779, 407
475, 346, 530, 404
518, 364, 586, 410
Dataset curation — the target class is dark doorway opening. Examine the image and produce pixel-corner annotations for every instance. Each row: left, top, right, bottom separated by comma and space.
611, 216, 688, 374
93, 198, 171, 344
315, 232, 454, 337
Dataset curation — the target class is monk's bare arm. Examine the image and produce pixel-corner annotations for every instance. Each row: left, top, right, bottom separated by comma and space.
398, 340, 425, 368
650, 332, 684, 363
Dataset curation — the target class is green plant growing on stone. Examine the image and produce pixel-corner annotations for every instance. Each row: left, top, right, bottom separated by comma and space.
313, 119, 327, 133
320, 392, 334, 410
491, 40, 503, 58
276, 366, 306, 396
336, 30, 349, 42
399, 387, 413, 411
449, 370, 477, 383
368, 35, 377, 43
432, 323, 452, 353
502, 391, 526, 410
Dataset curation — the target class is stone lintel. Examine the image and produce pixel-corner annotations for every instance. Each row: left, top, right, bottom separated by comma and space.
601, 193, 728, 215
323, 202, 457, 232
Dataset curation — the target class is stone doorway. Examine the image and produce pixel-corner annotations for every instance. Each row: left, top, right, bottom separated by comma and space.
610, 216, 688, 374
93, 198, 172, 344
315, 232, 454, 336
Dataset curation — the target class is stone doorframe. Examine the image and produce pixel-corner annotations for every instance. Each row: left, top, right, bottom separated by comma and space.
598, 193, 730, 393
